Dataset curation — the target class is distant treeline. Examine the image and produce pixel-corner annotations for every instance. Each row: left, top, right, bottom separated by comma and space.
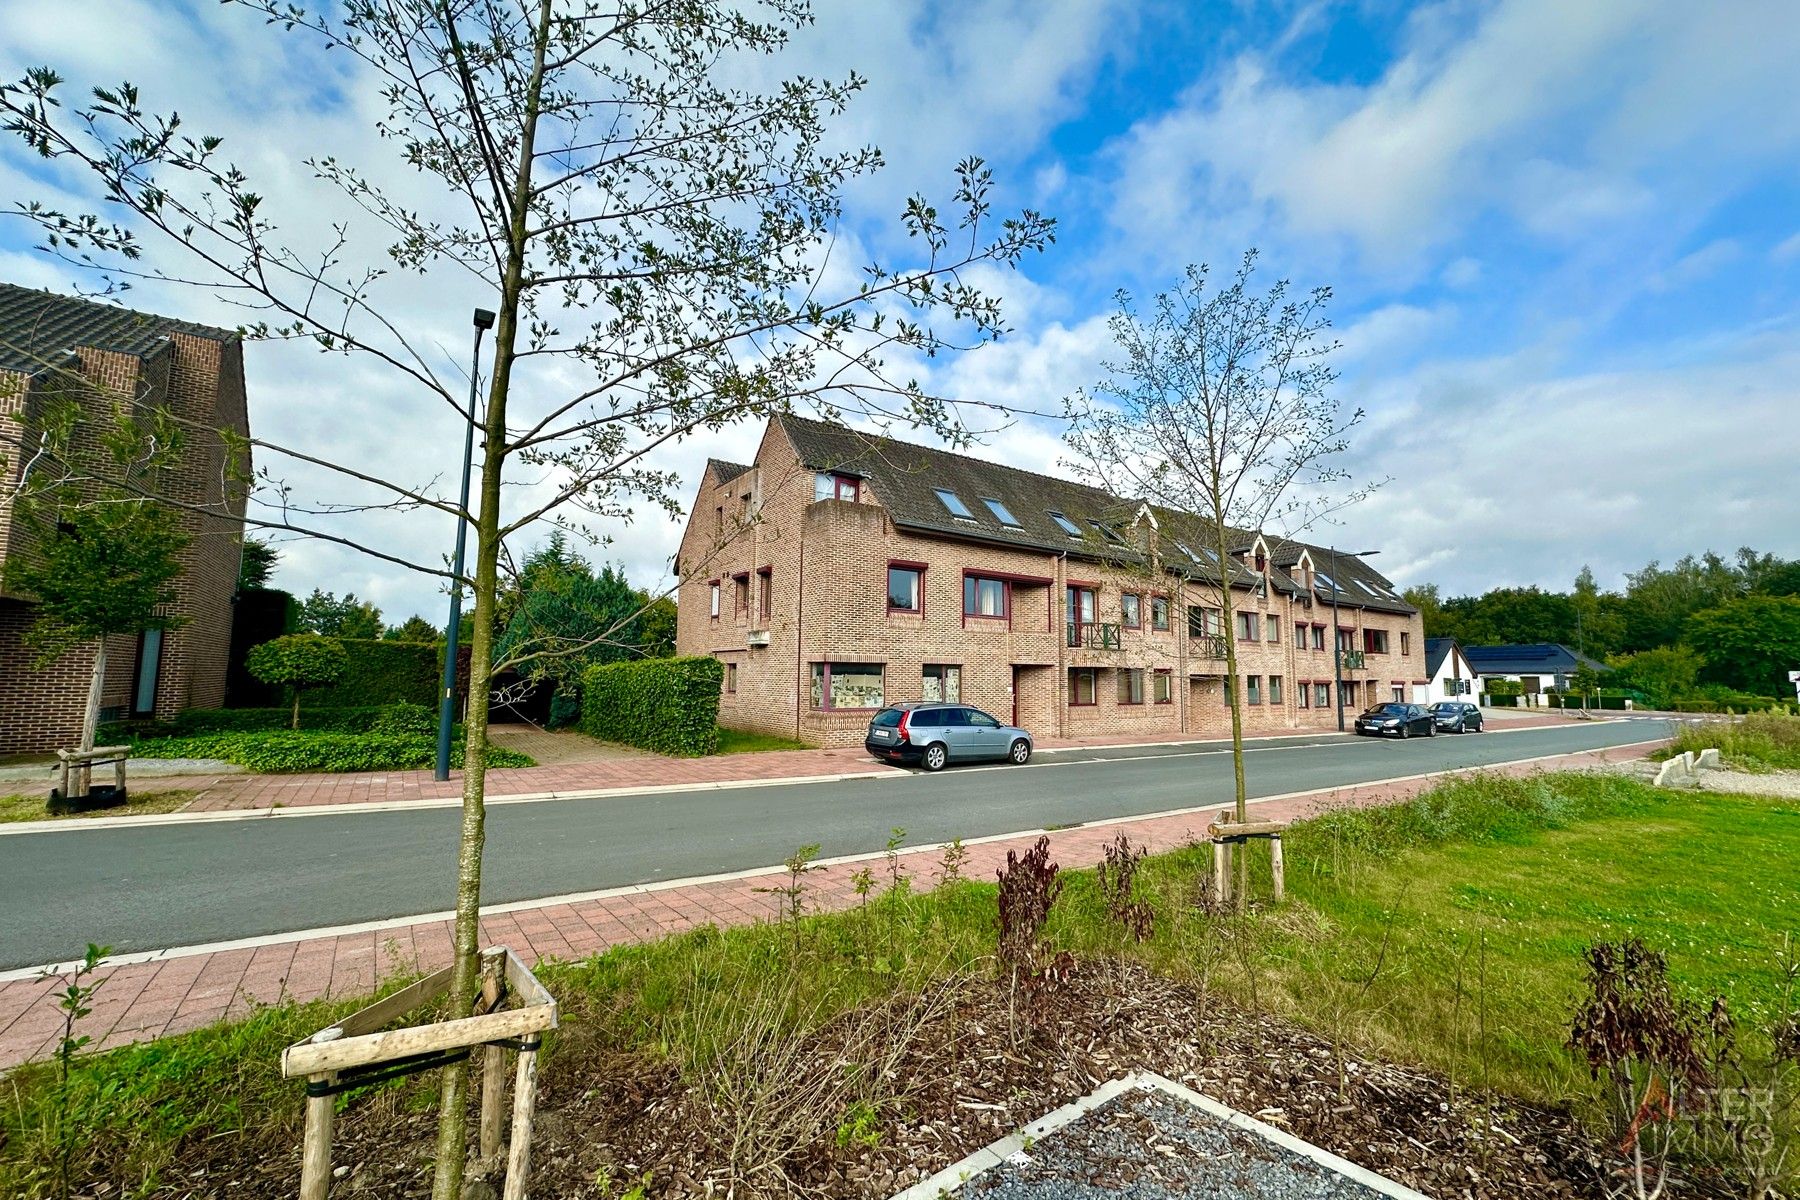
1405, 549, 1800, 706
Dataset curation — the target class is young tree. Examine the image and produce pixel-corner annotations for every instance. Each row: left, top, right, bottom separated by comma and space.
1064, 252, 1366, 904
5, 497, 186, 767
4, 4, 1051, 1192
245, 633, 348, 728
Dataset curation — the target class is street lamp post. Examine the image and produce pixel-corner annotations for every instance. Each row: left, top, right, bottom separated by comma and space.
435, 307, 497, 781
1330, 547, 1380, 733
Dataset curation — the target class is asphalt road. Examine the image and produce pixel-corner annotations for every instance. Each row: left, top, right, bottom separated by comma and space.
0, 719, 1670, 969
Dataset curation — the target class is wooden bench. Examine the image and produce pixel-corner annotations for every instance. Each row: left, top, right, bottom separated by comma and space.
51, 745, 130, 812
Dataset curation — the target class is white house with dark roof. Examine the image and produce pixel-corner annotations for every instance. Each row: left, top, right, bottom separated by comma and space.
1422, 637, 1480, 705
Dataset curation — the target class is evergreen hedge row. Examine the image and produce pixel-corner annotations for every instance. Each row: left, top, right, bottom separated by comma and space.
580, 656, 722, 756
306, 639, 440, 707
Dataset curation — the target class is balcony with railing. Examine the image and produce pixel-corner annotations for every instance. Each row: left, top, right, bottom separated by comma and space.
1066, 621, 1122, 650
1190, 632, 1229, 659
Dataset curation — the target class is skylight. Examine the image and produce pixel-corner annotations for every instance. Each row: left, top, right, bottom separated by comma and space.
1048, 511, 1082, 537
1090, 520, 1125, 545
934, 488, 974, 519
1174, 541, 1216, 564
1313, 571, 1339, 592
982, 497, 1022, 527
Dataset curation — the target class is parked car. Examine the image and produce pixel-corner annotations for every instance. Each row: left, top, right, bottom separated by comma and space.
1353, 702, 1436, 738
865, 702, 1033, 771
1429, 701, 1484, 733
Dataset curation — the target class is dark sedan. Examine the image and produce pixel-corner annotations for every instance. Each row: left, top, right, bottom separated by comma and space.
1429, 701, 1484, 733
1353, 702, 1436, 738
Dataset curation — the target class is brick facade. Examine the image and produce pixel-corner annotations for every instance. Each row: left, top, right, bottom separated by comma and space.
0, 301, 249, 753
676, 420, 1425, 749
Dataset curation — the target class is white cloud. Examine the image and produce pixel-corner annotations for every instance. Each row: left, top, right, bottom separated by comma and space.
1347, 328, 1800, 593
1772, 232, 1800, 263
1101, 0, 1800, 271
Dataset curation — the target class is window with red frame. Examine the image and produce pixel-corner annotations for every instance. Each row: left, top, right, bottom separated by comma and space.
888, 563, 923, 613
1121, 592, 1142, 629
1153, 670, 1173, 704
1151, 595, 1170, 631
757, 567, 772, 619
1118, 668, 1145, 705
1069, 668, 1097, 706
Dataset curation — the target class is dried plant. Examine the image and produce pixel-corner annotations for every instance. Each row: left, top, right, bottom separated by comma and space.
1568, 937, 1728, 1200
1096, 832, 1154, 942
996, 836, 1073, 1027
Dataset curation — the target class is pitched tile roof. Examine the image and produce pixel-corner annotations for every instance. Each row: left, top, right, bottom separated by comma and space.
0, 282, 239, 375
1425, 637, 1456, 677
775, 414, 1411, 612
1462, 643, 1605, 675
706, 458, 753, 484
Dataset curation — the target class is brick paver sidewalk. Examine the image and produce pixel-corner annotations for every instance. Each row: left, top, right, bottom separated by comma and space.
0, 735, 1655, 1071
133, 712, 1591, 816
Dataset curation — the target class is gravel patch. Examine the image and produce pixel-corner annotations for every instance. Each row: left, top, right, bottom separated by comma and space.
1692, 767, 1800, 799
0, 756, 240, 784
916, 1076, 1419, 1200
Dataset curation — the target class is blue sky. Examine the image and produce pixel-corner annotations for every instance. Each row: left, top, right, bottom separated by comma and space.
3, 0, 1797, 623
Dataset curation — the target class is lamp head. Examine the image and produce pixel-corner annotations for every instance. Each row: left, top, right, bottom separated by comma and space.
472, 308, 497, 331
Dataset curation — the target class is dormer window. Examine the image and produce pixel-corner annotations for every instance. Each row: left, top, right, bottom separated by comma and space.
982, 497, 1022, 527
934, 488, 974, 519
1049, 511, 1082, 537
1255, 551, 1267, 573
814, 472, 859, 502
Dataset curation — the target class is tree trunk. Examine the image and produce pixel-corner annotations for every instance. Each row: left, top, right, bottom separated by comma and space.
1212, 516, 1248, 909
430, 6, 551, 1197
291, 688, 301, 730
81, 640, 105, 752
77, 639, 106, 796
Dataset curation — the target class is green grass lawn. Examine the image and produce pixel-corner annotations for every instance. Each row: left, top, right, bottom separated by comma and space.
0, 790, 195, 824
714, 726, 810, 754
6, 771, 1795, 1194
1248, 778, 1800, 1102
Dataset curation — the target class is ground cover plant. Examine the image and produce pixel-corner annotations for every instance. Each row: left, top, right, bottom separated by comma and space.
2, 771, 1794, 1198
124, 731, 533, 773
1666, 713, 1800, 772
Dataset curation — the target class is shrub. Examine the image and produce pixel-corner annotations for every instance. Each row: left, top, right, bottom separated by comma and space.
1667, 712, 1800, 771
370, 701, 436, 736
580, 656, 723, 756
245, 634, 347, 728
548, 687, 582, 730
126, 730, 533, 773
304, 638, 440, 708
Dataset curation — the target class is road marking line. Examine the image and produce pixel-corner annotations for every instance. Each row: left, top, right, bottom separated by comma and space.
0, 735, 1670, 983
0, 718, 1611, 835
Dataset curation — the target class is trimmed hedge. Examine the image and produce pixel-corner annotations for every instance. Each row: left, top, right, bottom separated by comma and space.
305, 639, 440, 708
126, 730, 533, 773
102, 706, 394, 741
580, 656, 722, 756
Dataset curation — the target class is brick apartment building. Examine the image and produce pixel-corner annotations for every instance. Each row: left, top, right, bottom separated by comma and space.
0, 284, 250, 752
675, 416, 1424, 748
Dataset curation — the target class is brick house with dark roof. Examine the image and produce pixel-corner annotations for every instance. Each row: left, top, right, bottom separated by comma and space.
0, 283, 251, 752
675, 416, 1424, 747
